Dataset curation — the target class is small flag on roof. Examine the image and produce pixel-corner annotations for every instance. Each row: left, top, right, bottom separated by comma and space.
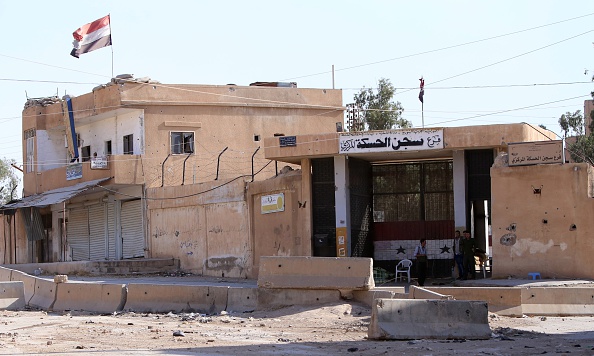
418, 77, 425, 103
70, 15, 111, 58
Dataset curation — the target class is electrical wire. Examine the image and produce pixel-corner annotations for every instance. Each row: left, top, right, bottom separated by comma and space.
429, 94, 591, 126
397, 29, 594, 95
280, 12, 594, 81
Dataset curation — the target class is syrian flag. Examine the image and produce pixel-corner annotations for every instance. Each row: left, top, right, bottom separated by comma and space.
418, 77, 425, 103
70, 15, 111, 58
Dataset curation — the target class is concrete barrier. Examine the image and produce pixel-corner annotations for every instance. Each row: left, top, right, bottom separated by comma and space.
52, 282, 126, 313
125, 284, 228, 314
409, 285, 453, 300
353, 288, 407, 307
258, 256, 374, 290
0, 281, 25, 310
368, 298, 491, 340
28, 277, 57, 310
521, 287, 594, 315
227, 287, 258, 312
426, 287, 523, 317
256, 288, 341, 309
0, 266, 12, 281
10, 270, 37, 305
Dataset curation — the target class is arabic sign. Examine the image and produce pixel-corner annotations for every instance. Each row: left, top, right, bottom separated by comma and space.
279, 136, 297, 147
90, 156, 108, 170
261, 193, 285, 214
339, 129, 443, 154
508, 140, 563, 166
66, 163, 82, 181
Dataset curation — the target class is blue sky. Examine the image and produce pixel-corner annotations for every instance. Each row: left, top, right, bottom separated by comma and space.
0, 0, 593, 171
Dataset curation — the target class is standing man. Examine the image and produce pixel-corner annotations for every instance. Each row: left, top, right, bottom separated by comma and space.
461, 230, 476, 280
453, 230, 464, 280
414, 239, 428, 286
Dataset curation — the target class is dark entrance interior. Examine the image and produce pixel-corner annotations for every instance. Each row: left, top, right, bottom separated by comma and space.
311, 158, 336, 257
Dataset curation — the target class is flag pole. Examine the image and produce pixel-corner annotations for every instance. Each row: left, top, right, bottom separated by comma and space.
419, 76, 425, 128
109, 13, 114, 78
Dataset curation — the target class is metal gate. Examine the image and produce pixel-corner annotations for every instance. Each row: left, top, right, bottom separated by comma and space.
88, 204, 106, 260
67, 208, 90, 261
349, 158, 372, 257
121, 199, 145, 259
311, 158, 336, 256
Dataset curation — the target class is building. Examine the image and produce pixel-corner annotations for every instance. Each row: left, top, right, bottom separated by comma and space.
1, 77, 343, 270
262, 124, 561, 277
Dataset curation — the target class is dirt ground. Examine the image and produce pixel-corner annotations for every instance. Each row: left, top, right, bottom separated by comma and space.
2, 303, 594, 355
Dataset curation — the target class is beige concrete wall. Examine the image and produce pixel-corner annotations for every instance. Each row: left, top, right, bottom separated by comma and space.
147, 179, 250, 277
147, 171, 316, 279
248, 171, 311, 276
491, 162, 594, 279
444, 123, 556, 150
264, 133, 340, 164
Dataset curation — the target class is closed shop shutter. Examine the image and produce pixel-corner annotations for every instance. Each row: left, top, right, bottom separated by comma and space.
67, 208, 90, 261
88, 203, 106, 260
121, 199, 145, 259
106, 201, 117, 260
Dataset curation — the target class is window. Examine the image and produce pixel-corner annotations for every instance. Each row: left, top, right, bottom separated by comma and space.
171, 132, 194, 154
81, 146, 91, 162
123, 134, 133, 155
25, 129, 35, 173
105, 140, 112, 155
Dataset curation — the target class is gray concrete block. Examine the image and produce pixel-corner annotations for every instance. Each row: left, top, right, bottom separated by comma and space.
368, 298, 491, 340
0, 281, 26, 310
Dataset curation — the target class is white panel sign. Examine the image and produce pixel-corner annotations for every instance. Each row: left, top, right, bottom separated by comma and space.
261, 193, 285, 214
339, 129, 443, 154
508, 140, 563, 166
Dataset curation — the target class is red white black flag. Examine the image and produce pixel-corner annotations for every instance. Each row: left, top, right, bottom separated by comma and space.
70, 15, 111, 58
418, 77, 425, 103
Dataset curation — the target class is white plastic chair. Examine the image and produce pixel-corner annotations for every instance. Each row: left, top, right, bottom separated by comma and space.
395, 259, 413, 283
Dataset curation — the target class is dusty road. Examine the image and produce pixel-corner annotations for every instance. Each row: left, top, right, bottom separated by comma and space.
2, 302, 594, 355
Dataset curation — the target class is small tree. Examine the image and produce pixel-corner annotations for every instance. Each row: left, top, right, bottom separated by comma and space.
353, 78, 411, 131
0, 158, 20, 204
558, 110, 594, 165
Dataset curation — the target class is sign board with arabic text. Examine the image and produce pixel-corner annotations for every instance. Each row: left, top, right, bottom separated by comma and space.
508, 140, 563, 166
91, 156, 108, 169
261, 193, 285, 214
339, 129, 443, 154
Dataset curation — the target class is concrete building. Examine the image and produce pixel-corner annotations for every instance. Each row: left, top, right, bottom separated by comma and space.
1, 77, 343, 274
263, 124, 574, 278
4, 76, 593, 281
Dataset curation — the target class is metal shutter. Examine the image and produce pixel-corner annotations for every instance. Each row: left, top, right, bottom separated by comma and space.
106, 201, 117, 260
121, 199, 145, 259
88, 203, 106, 260
67, 208, 90, 261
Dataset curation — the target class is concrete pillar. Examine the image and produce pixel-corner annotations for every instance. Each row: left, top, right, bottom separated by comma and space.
453, 150, 467, 229
301, 158, 313, 256
334, 156, 350, 257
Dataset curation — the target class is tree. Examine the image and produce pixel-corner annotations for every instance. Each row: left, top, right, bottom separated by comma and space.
353, 78, 411, 131
558, 110, 594, 165
0, 158, 20, 204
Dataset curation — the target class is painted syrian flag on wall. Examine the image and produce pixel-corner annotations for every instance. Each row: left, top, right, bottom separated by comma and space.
70, 15, 111, 58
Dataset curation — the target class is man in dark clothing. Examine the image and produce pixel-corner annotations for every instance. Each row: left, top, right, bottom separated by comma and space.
453, 230, 464, 279
461, 230, 476, 280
